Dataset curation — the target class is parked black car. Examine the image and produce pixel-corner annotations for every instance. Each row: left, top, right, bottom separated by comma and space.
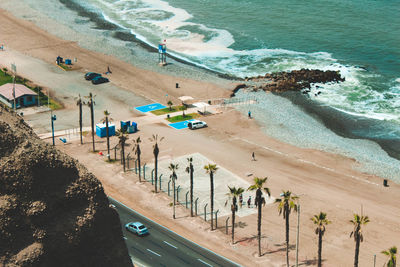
84, 72, 101, 80
92, 76, 109, 85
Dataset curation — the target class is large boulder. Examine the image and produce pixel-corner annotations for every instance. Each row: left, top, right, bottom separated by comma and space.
0, 106, 131, 267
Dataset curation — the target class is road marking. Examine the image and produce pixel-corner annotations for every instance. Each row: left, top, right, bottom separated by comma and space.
108, 197, 241, 266
198, 259, 213, 267
163, 240, 178, 249
147, 249, 161, 257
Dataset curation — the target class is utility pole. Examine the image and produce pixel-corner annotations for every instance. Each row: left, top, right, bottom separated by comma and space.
295, 204, 300, 267
78, 95, 83, 144
86, 93, 95, 152
51, 111, 57, 146
11, 63, 16, 112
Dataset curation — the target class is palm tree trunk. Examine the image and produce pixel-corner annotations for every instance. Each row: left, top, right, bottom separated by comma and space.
79, 102, 83, 144
138, 152, 141, 182
106, 117, 110, 161
210, 173, 214, 230
190, 166, 194, 217
354, 235, 360, 267
258, 198, 262, 257
173, 179, 176, 219
90, 101, 95, 152
318, 231, 322, 267
154, 155, 158, 193
286, 207, 290, 267
122, 142, 126, 172
232, 207, 236, 244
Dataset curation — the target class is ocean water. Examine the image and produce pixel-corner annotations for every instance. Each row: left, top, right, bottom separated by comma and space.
1, 0, 400, 180
85, 0, 400, 122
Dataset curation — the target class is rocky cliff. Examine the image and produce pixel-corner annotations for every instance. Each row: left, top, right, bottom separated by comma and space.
231, 68, 345, 96
0, 106, 131, 267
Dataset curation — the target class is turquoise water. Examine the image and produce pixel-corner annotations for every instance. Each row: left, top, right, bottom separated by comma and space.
82, 0, 400, 122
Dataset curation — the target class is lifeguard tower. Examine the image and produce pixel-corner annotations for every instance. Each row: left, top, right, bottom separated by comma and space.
158, 42, 167, 66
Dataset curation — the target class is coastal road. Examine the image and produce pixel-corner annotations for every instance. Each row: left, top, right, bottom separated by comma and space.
108, 197, 240, 267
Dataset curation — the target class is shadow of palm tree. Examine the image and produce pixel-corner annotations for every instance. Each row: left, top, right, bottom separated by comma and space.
265, 243, 296, 254
299, 258, 326, 266
236, 234, 257, 243
236, 221, 247, 228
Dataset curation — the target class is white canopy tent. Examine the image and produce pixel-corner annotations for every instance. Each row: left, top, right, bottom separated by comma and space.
193, 102, 210, 113
178, 95, 194, 103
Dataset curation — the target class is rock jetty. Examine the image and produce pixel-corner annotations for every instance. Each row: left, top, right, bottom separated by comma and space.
231, 68, 345, 96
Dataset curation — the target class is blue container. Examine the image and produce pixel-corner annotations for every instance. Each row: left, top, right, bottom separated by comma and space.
96, 123, 115, 138
120, 120, 130, 132
65, 59, 72, 65
131, 121, 137, 132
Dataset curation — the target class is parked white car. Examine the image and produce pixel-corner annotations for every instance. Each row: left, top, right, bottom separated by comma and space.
188, 120, 207, 130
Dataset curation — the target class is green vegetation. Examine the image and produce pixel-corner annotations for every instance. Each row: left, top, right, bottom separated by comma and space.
33, 86, 62, 110
58, 63, 72, 71
151, 105, 186, 115
0, 69, 13, 86
166, 113, 199, 123
0, 69, 62, 110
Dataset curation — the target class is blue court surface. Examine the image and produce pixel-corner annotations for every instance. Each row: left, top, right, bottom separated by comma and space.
168, 119, 195, 130
135, 103, 166, 113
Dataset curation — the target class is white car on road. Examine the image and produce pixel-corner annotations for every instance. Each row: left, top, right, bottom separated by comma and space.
188, 120, 207, 130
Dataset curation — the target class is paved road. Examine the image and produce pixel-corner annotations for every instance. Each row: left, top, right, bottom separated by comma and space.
109, 197, 240, 267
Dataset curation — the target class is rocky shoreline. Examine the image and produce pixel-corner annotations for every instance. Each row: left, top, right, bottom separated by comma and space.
231, 69, 345, 96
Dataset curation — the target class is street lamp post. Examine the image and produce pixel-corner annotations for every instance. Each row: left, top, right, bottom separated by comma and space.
51, 112, 57, 146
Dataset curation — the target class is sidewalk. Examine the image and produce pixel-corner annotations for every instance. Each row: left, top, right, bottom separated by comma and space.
36, 105, 222, 140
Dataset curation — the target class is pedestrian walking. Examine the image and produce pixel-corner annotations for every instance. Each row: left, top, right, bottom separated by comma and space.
105, 66, 112, 74
248, 110, 252, 119
252, 152, 256, 161
247, 196, 251, 208
239, 194, 243, 208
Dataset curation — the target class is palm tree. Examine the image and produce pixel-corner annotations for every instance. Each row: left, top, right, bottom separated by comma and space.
116, 129, 128, 172
133, 136, 142, 182
276, 190, 299, 267
85, 93, 96, 152
248, 177, 271, 257
101, 110, 112, 161
311, 212, 331, 267
185, 157, 194, 217
350, 214, 370, 267
76, 94, 83, 144
149, 134, 164, 193
169, 163, 179, 219
204, 163, 218, 230
382, 246, 397, 267
167, 100, 173, 111
226, 186, 245, 244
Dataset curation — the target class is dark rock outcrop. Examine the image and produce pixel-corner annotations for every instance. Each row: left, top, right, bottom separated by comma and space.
0, 106, 131, 267
231, 69, 345, 96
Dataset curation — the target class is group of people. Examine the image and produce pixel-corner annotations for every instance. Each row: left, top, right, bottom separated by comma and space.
239, 194, 255, 208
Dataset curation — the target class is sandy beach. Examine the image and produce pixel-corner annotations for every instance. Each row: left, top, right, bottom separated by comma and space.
1, 7, 399, 267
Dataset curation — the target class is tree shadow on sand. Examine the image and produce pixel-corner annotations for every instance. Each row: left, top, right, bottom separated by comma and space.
236, 221, 248, 228
236, 234, 258, 243
264, 243, 296, 254
299, 258, 326, 266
